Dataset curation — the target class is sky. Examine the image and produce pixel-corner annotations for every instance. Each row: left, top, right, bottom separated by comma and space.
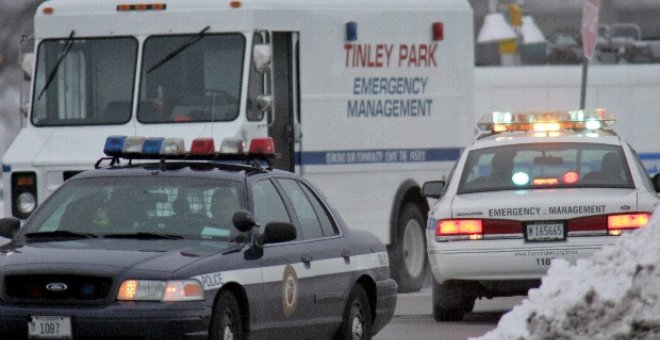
473, 206, 660, 339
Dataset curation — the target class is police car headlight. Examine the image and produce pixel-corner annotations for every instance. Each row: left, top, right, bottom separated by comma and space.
117, 279, 204, 301
16, 192, 37, 215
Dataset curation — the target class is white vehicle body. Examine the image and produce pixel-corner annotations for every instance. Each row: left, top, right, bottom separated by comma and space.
1, 0, 475, 292
424, 111, 660, 321
475, 64, 660, 174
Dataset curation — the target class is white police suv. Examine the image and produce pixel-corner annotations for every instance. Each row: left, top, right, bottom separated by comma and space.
423, 110, 660, 321
0, 136, 397, 339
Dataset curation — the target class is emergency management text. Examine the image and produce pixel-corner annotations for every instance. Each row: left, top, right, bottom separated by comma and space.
489, 207, 542, 217
353, 77, 428, 95
347, 99, 433, 118
548, 205, 606, 215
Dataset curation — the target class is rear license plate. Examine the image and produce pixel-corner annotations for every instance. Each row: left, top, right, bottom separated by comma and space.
28, 316, 72, 339
525, 222, 565, 242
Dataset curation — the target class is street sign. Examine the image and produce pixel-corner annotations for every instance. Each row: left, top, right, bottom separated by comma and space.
581, 0, 600, 60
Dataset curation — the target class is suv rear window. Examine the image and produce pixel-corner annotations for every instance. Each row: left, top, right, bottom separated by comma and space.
458, 143, 634, 193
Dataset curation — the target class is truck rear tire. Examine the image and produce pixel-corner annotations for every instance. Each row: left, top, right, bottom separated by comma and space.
389, 203, 427, 292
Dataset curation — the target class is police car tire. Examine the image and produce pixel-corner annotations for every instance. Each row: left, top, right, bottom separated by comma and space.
389, 203, 427, 293
336, 284, 372, 340
432, 280, 465, 322
210, 291, 244, 340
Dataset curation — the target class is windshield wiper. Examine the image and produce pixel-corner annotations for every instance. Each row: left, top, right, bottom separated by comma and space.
147, 26, 210, 74
24, 230, 98, 241
38, 30, 75, 100
104, 232, 184, 240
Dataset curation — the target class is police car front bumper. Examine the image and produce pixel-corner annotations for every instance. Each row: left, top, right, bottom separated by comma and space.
0, 300, 210, 340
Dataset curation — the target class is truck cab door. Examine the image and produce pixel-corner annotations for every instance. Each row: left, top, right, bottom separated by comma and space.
268, 32, 300, 173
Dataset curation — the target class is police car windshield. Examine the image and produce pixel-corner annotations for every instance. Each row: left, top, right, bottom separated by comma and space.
24, 177, 246, 242
458, 143, 634, 193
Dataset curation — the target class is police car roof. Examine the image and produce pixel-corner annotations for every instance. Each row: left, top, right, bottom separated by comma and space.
73, 160, 296, 182
470, 129, 623, 150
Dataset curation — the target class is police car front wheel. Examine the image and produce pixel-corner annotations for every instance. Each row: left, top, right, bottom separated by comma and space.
210, 291, 244, 340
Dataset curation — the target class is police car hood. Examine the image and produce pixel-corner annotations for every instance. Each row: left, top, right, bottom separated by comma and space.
0, 238, 237, 275
451, 188, 639, 220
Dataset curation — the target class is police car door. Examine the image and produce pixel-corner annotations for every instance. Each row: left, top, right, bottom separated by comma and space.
250, 178, 313, 336
275, 178, 349, 330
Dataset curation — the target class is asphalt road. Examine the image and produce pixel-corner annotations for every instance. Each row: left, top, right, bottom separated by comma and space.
375, 288, 525, 340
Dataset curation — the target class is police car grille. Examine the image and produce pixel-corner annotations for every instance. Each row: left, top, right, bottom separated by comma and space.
4, 274, 113, 303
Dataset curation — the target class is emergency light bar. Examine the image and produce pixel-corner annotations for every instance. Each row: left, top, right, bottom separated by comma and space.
102, 135, 276, 163
478, 109, 615, 133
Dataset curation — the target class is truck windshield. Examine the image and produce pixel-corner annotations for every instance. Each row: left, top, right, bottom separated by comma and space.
32, 37, 137, 126
458, 143, 635, 193
137, 33, 245, 124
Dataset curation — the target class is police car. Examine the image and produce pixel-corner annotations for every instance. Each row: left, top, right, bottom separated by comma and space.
0, 136, 397, 339
422, 110, 660, 321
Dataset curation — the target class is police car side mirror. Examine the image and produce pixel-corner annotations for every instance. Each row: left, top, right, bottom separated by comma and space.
422, 181, 446, 199
262, 222, 297, 244
0, 217, 21, 239
232, 210, 256, 233
653, 174, 660, 193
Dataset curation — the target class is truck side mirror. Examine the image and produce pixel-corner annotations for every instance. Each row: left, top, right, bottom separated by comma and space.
252, 44, 272, 73
21, 52, 34, 80
422, 181, 446, 199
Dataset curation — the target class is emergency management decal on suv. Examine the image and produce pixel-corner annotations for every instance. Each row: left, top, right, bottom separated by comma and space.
282, 265, 299, 317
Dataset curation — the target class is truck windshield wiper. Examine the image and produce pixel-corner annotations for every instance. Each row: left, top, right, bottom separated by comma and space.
38, 30, 75, 100
104, 232, 184, 240
147, 26, 210, 74
24, 230, 98, 241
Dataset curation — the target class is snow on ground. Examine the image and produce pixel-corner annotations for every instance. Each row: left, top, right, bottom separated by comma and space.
474, 205, 660, 340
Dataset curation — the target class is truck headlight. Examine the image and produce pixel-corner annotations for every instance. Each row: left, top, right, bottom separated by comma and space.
117, 279, 204, 301
17, 192, 37, 215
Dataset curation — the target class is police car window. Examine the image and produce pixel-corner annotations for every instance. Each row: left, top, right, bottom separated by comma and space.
277, 179, 325, 240
298, 182, 339, 236
23, 177, 245, 244
458, 143, 634, 193
252, 180, 291, 227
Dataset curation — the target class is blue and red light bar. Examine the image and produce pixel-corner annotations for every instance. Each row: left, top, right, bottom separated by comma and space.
103, 135, 276, 160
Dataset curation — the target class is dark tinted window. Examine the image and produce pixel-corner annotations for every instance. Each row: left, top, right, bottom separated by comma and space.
252, 179, 291, 226
458, 143, 634, 193
278, 179, 324, 240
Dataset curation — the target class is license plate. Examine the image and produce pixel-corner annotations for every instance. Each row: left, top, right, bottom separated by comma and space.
28, 316, 72, 339
525, 222, 565, 242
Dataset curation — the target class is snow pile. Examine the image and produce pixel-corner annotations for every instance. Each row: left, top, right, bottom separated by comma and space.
475, 206, 660, 340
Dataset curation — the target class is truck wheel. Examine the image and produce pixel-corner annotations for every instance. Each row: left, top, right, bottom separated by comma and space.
389, 203, 427, 292
336, 284, 372, 340
432, 280, 466, 321
210, 291, 244, 340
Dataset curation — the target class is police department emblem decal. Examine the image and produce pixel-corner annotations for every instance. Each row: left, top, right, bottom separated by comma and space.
282, 264, 299, 317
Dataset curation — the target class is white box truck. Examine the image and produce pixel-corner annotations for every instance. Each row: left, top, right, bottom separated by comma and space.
2, 0, 475, 292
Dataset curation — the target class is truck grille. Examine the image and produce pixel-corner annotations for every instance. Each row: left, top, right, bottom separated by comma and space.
4, 274, 113, 303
